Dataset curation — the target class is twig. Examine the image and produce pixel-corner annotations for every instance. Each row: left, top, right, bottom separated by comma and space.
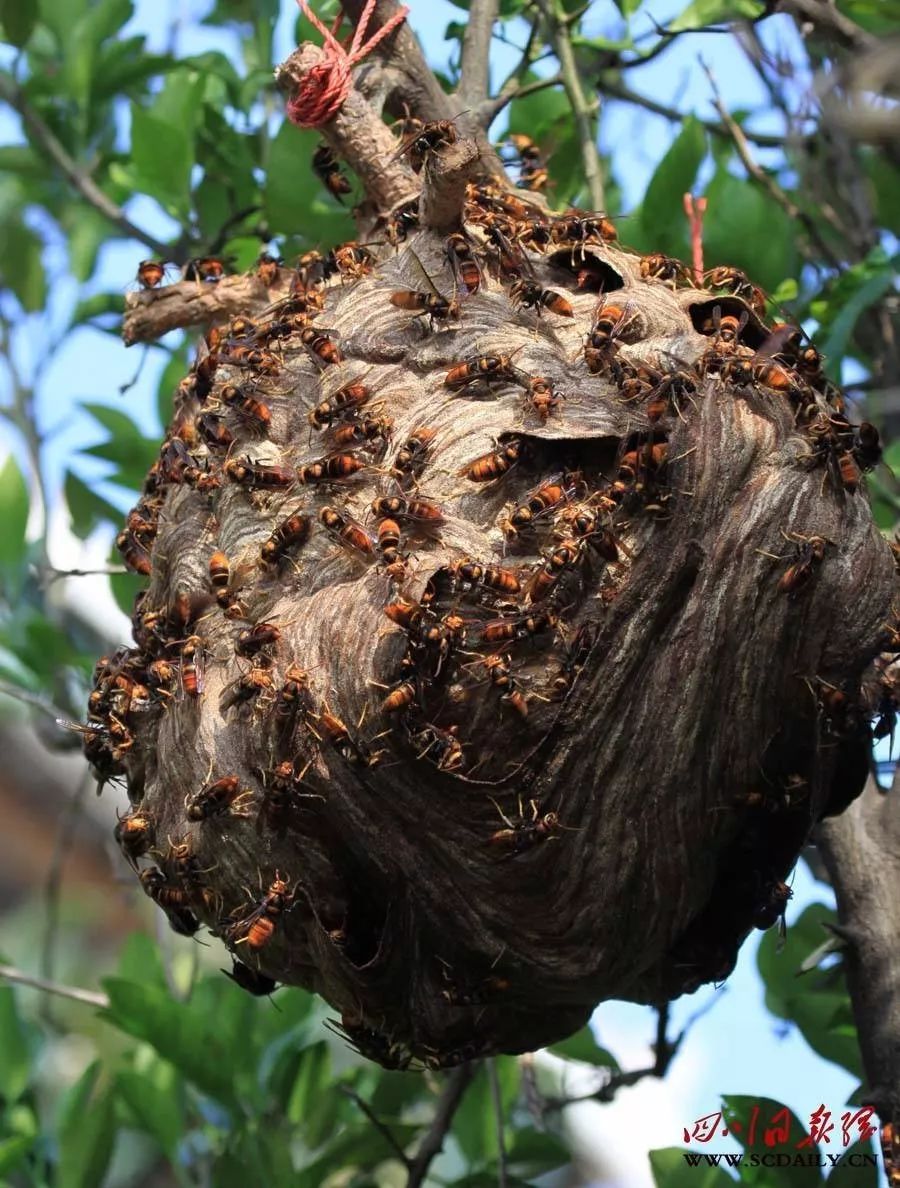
456, 0, 499, 110
480, 73, 564, 124
701, 60, 843, 269
534, 0, 605, 210
0, 679, 70, 724
36, 565, 128, 586
487, 1058, 508, 1188
0, 75, 173, 261
0, 964, 109, 1009
778, 0, 875, 52
598, 76, 794, 148
407, 1063, 478, 1187
342, 1086, 412, 1168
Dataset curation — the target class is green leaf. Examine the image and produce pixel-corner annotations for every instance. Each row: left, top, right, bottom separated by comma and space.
56, 1061, 117, 1188
640, 116, 706, 256
721, 1095, 821, 1187
819, 262, 896, 376
0, 222, 46, 312
100, 978, 239, 1105
0, 986, 32, 1102
453, 1060, 520, 1166
650, 1146, 736, 1188
826, 1137, 879, 1187
0, 457, 29, 569
264, 122, 354, 243
116, 1062, 184, 1158
702, 168, 798, 294
504, 1127, 569, 1177
156, 345, 190, 430
80, 402, 158, 489
669, 0, 764, 31
834, 0, 900, 35
66, 208, 111, 283
64, 472, 122, 538
286, 1041, 340, 1146
115, 932, 169, 989
72, 293, 124, 327
1, 0, 37, 46
130, 71, 204, 218
612, 0, 643, 14
548, 1026, 620, 1070
0, 1133, 36, 1176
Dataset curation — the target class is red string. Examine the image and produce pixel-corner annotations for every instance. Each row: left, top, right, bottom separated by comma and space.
286, 0, 410, 128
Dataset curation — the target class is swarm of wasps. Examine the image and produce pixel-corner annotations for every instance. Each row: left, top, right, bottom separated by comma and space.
85, 115, 889, 1048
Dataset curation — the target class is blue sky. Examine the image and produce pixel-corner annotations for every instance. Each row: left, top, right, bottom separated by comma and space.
0, 2, 877, 1180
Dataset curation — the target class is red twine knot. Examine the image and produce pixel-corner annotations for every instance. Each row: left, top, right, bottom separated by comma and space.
286, 0, 410, 128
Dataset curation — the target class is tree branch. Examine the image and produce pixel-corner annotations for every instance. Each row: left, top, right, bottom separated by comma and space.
122, 269, 293, 345
406, 1063, 478, 1188
0, 679, 71, 725
701, 61, 844, 269
533, 0, 605, 210
487, 1058, 508, 1188
0, 74, 173, 261
598, 75, 795, 148
0, 964, 110, 1009
777, 0, 876, 52
342, 1086, 412, 1168
480, 73, 563, 124
456, 0, 499, 111
419, 137, 481, 232
816, 774, 900, 1118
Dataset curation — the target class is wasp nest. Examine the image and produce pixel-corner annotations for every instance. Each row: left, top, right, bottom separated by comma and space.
90, 113, 895, 1070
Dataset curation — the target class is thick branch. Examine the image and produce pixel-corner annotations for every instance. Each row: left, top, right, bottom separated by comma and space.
534, 0, 605, 210
0, 75, 173, 261
276, 44, 419, 220
456, 0, 499, 110
419, 138, 480, 232
122, 271, 293, 345
817, 775, 900, 1117
406, 1064, 478, 1188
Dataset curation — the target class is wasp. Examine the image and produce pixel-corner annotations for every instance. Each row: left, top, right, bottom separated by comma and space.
116, 528, 152, 576
502, 473, 582, 539
410, 722, 463, 771
331, 415, 392, 449
776, 534, 829, 596
219, 384, 271, 431
391, 427, 437, 485
274, 663, 314, 724
235, 622, 281, 659
371, 494, 445, 528
446, 232, 481, 295
753, 877, 793, 931
528, 539, 583, 602
459, 438, 523, 483
482, 609, 558, 644
583, 302, 640, 374
220, 666, 274, 712
396, 118, 459, 172
508, 279, 573, 318
312, 142, 352, 202
224, 960, 278, 997
390, 250, 460, 326
183, 256, 226, 283
384, 598, 424, 632
319, 506, 374, 556
381, 680, 418, 714
855, 421, 882, 471
300, 327, 343, 366
314, 707, 381, 766
448, 560, 521, 596
703, 266, 767, 319
255, 251, 281, 286
380, 196, 420, 246
481, 654, 529, 718
445, 352, 521, 390
260, 512, 311, 565
308, 379, 370, 429
297, 453, 366, 485
186, 775, 251, 821
551, 212, 618, 246
224, 457, 296, 489
136, 259, 168, 289
376, 517, 403, 565
230, 874, 293, 951
640, 253, 692, 288
180, 636, 204, 697
329, 242, 374, 281
114, 810, 153, 867
522, 375, 561, 422
139, 868, 200, 936
197, 412, 234, 451
488, 798, 560, 854
208, 551, 230, 593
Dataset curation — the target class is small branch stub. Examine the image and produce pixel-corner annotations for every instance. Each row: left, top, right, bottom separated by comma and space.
419, 138, 481, 232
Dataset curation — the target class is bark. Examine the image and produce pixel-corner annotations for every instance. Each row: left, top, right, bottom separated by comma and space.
92, 26, 898, 1071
